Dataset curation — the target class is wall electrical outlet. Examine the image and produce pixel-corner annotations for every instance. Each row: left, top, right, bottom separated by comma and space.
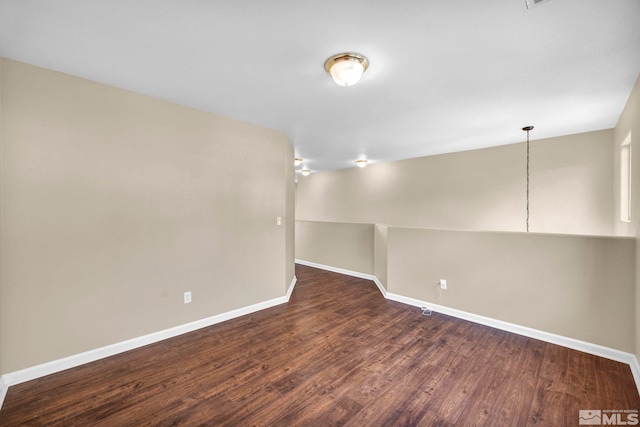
276, 216, 282, 226
184, 291, 192, 304
439, 279, 447, 290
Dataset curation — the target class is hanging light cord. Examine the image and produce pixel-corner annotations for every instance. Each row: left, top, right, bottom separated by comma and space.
523, 126, 534, 232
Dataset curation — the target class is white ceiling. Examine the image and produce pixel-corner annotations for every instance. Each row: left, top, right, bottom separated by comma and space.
1, 0, 639, 174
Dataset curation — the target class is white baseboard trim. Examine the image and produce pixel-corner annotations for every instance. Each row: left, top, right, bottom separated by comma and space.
295, 259, 372, 280
0, 289, 294, 410
3, 266, 638, 408
295, 259, 387, 296
0, 376, 8, 412
372, 276, 387, 297
386, 291, 640, 395
286, 275, 298, 299
295, 260, 640, 395
629, 355, 640, 395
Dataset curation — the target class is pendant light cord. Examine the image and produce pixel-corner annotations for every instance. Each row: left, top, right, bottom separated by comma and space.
526, 131, 530, 232
523, 126, 534, 232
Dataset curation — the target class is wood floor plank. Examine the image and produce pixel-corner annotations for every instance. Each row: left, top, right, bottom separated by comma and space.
1, 264, 638, 426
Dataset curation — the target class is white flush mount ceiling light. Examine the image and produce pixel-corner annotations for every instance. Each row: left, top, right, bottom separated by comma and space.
301, 169, 311, 176
324, 53, 369, 87
355, 159, 368, 168
294, 158, 302, 166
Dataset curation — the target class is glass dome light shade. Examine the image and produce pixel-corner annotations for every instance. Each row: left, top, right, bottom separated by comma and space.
330, 60, 365, 87
324, 53, 369, 87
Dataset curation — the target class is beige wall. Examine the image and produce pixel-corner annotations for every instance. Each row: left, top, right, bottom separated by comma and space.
615, 75, 640, 238
0, 58, 4, 377
294, 219, 636, 352
297, 130, 614, 236
613, 75, 640, 360
387, 227, 635, 352
295, 221, 374, 275
0, 58, 294, 373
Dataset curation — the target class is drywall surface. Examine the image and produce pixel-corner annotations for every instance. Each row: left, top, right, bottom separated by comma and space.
387, 226, 636, 353
615, 75, 640, 238
614, 74, 640, 360
297, 130, 614, 236
295, 221, 374, 275
0, 58, 4, 377
0, 58, 293, 373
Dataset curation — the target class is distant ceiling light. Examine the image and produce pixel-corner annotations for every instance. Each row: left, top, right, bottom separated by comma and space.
301, 169, 311, 176
324, 53, 369, 87
355, 159, 368, 168
294, 158, 303, 166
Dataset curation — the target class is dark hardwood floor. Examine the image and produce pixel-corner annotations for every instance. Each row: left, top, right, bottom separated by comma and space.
1, 264, 638, 426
